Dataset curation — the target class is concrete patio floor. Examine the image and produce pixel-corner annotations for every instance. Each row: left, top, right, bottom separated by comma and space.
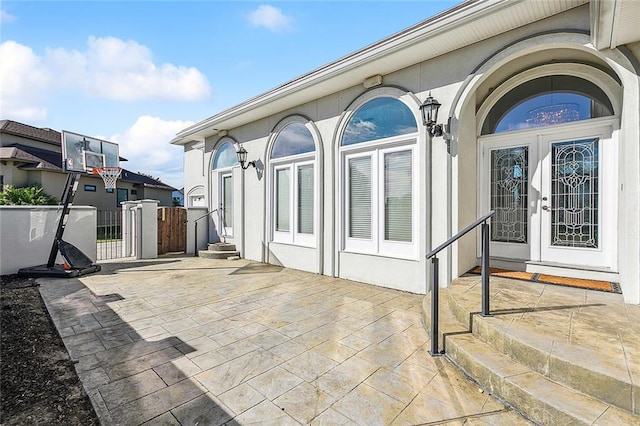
38, 256, 531, 425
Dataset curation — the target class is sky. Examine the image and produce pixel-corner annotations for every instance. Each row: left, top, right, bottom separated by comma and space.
1, 1, 459, 189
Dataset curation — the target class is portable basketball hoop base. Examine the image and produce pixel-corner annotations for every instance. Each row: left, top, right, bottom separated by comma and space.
18, 172, 102, 279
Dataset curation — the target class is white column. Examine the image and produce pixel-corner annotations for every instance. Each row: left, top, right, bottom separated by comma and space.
138, 199, 159, 259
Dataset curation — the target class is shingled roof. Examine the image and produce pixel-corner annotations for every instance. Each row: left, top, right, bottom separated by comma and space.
0, 120, 61, 146
0, 145, 62, 170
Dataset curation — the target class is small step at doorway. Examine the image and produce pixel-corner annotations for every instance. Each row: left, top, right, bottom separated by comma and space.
198, 242, 240, 260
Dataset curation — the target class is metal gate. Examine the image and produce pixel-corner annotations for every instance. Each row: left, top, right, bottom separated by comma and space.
157, 207, 187, 254
96, 209, 124, 260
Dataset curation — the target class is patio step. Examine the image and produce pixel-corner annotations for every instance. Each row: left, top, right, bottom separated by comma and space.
198, 242, 240, 260
421, 287, 640, 425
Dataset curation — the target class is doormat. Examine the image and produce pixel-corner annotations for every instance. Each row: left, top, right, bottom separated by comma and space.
467, 267, 621, 293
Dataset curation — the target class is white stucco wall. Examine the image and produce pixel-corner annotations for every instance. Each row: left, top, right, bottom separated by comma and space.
0, 206, 97, 275
178, 5, 640, 303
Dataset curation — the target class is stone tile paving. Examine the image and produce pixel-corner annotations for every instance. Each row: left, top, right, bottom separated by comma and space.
38, 257, 531, 425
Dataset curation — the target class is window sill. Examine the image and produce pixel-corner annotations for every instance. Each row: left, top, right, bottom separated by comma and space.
340, 249, 419, 262
270, 240, 316, 249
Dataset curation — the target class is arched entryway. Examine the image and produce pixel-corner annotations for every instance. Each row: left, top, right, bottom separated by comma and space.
477, 65, 620, 270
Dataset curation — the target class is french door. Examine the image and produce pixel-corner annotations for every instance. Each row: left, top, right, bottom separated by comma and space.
481, 121, 617, 269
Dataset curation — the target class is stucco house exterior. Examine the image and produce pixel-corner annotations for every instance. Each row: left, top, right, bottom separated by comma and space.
1, 120, 176, 208
172, 0, 640, 304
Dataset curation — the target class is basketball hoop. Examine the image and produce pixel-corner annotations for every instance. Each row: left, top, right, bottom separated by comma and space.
92, 167, 122, 190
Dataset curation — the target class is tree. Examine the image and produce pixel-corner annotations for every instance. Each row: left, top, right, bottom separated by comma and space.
0, 185, 58, 205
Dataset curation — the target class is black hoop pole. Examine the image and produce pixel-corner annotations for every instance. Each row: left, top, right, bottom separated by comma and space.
47, 173, 80, 267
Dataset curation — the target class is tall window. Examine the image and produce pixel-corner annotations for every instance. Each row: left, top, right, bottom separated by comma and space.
341, 95, 418, 258
270, 121, 316, 246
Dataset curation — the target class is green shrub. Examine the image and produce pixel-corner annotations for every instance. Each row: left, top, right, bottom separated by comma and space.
0, 184, 58, 205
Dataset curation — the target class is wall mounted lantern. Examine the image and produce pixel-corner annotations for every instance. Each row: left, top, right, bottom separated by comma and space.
420, 94, 445, 137
420, 94, 452, 152
235, 144, 256, 170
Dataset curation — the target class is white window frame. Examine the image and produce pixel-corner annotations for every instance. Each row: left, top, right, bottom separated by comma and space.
271, 153, 316, 247
342, 137, 418, 259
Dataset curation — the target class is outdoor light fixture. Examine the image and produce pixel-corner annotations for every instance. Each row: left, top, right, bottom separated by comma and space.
235, 144, 256, 170
420, 94, 445, 137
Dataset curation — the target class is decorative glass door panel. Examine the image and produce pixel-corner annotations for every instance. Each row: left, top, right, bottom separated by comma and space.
490, 147, 528, 244
540, 126, 614, 268
483, 140, 534, 260
549, 139, 598, 249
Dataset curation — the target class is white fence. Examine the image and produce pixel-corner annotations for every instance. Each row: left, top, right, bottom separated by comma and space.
0, 206, 97, 276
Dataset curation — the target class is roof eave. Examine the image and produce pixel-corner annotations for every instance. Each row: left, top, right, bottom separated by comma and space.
171, 0, 588, 145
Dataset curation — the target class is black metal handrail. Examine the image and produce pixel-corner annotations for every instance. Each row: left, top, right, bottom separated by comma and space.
426, 210, 495, 356
191, 208, 219, 256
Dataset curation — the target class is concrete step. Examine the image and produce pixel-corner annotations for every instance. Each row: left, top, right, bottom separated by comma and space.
421, 290, 640, 425
446, 333, 636, 425
207, 242, 237, 252
198, 250, 241, 260
444, 282, 638, 415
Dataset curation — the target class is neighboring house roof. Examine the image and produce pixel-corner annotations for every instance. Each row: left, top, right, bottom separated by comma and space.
1, 143, 64, 170
0, 119, 128, 162
0, 120, 61, 146
0, 146, 60, 170
1, 120, 175, 191
119, 169, 176, 191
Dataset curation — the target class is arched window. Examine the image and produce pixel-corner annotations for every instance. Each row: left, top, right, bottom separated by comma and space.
343, 97, 417, 145
212, 141, 238, 169
340, 95, 418, 259
482, 75, 614, 134
270, 121, 317, 246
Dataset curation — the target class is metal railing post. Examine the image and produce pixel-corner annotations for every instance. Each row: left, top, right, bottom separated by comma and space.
429, 256, 442, 356
190, 208, 218, 258
481, 222, 491, 317
425, 210, 495, 356
194, 221, 198, 257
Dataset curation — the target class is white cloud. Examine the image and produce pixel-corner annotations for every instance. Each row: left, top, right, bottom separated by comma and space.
47, 36, 212, 102
0, 41, 51, 121
248, 5, 294, 32
108, 116, 194, 188
0, 37, 212, 120
0, 9, 16, 24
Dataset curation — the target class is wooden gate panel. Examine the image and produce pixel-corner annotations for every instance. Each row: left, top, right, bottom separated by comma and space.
157, 207, 186, 254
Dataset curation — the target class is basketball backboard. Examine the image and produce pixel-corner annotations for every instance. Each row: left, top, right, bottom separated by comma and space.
61, 131, 119, 173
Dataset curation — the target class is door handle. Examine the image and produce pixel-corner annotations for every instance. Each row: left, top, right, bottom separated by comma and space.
541, 205, 549, 211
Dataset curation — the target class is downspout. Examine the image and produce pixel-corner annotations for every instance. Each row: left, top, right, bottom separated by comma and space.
317, 134, 324, 275
240, 165, 246, 259
425, 126, 432, 293
262, 159, 268, 264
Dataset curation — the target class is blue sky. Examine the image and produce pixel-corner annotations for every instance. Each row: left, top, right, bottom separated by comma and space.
1, 1, 458, 189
